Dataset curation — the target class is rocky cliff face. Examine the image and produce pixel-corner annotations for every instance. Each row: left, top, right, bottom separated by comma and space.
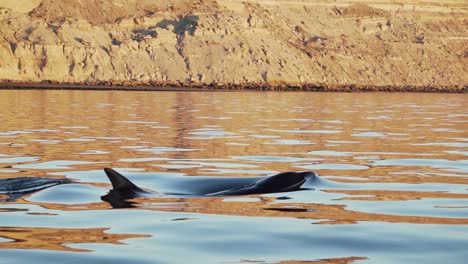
0, 0, 466, 90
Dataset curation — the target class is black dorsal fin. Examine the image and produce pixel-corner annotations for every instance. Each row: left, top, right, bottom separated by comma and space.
104, 168, 144, 192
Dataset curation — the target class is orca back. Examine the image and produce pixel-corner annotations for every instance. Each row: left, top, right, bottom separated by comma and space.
206, 171, 313, 196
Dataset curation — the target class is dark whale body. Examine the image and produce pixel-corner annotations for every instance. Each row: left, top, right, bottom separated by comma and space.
101, 168, 315, 208
0, 177, 72, 202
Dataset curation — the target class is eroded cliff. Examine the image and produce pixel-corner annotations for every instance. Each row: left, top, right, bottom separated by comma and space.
0, 0, 466, 91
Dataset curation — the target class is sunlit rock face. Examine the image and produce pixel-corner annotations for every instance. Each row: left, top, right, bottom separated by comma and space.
0, 0, 467, 90
0, 0, 42, 13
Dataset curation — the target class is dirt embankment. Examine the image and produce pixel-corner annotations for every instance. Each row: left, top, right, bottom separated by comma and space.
0, 0, 466, 92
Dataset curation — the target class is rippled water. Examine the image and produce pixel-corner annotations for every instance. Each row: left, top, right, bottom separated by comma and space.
0, 90, 467, 263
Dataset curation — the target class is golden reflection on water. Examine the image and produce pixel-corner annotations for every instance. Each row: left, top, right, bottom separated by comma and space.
0, 90, 467, 228
120, 196, 468, 225
0, 226, 150, 252
278, 257, 368, 264
9, 194, 468, 225
326, 189, 468, 201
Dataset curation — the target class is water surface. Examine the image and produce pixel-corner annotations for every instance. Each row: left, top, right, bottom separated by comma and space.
0, 90, 467, 263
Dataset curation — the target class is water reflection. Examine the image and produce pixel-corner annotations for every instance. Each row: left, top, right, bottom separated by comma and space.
0, 90, 466, 262
279, 257, 368, 264
12, 193, 468, 225
0, 226, 149, 252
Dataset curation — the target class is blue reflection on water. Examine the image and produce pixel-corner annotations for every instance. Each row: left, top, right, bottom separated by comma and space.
1, 210, 467, 264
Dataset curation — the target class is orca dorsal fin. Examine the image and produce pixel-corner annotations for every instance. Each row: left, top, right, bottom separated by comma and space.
104, 168, 144, 192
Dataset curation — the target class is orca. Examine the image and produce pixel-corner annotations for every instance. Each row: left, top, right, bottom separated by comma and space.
0, 177, 71, 202
101, 168, 315, 208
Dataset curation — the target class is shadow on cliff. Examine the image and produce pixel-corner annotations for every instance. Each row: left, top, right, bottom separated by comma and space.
156, 15, 198, 36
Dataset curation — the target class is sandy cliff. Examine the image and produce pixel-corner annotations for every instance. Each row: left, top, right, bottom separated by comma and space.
0, 0, 466, 91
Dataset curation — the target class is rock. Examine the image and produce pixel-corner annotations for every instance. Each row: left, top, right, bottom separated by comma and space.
0, 0, 465, 90
198, 73, 205, 82
0, 0, 42, 13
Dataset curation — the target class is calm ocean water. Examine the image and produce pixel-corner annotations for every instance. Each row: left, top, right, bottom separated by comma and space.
0, 90, 467, 264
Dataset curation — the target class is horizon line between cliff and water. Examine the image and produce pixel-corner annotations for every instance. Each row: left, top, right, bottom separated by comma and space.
0, 81, 466, 93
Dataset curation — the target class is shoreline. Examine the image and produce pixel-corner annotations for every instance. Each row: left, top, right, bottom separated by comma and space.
0, 81, 466, 93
